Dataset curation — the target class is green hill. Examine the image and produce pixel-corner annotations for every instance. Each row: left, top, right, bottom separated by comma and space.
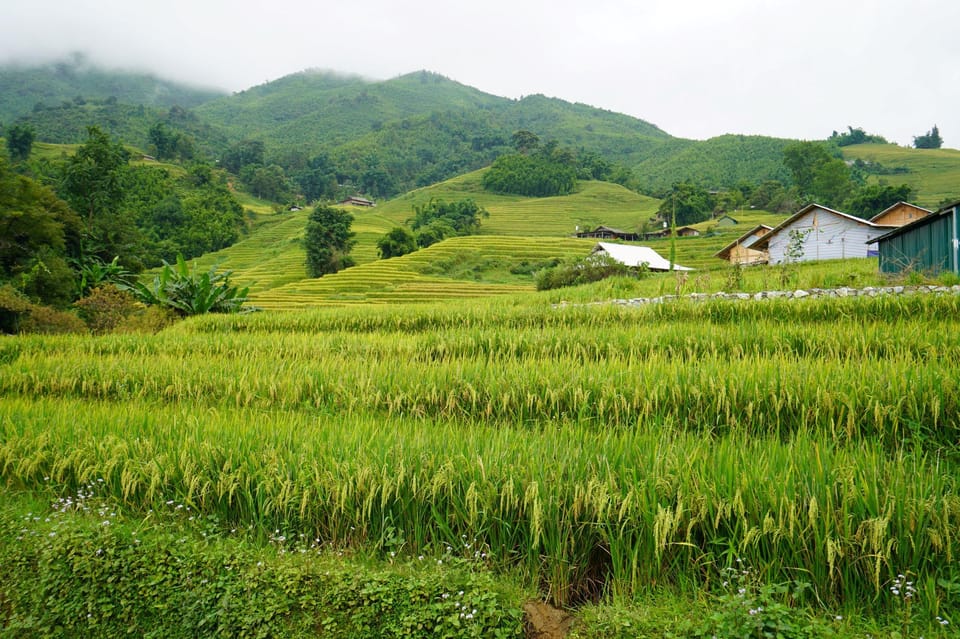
0, 54, 224, 125
186, 172, 791, 310
841, 143, 960, 208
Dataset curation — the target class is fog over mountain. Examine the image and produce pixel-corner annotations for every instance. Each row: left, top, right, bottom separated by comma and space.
3, 0, 959, 147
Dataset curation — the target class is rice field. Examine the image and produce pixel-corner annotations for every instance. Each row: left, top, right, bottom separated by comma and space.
2, 291, 959, 612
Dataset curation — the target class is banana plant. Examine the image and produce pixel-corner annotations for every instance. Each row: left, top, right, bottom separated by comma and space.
125, 255, 250, 316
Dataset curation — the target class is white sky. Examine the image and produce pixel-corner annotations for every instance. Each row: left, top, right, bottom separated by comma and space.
3, 0, 959, 147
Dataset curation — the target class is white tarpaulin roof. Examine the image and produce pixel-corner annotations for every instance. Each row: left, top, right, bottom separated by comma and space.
592, 242, 693, 271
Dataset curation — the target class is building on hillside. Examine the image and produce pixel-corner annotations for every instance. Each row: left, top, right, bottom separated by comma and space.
751, 204, 895, 264
338, 196, 376, 207
714, 224, 773, 265
575, 225, 640, 241
716, 214, 740, 227
675, 226, 701, 237
874, 200, 960, 275
868, 201, 933, 227
591, 242, 693, 271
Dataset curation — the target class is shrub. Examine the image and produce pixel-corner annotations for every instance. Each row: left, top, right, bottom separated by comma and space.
74, 284, 139, 334
20, 305, 88, 334
535, 254, 644, 290
0, 284, 31, 334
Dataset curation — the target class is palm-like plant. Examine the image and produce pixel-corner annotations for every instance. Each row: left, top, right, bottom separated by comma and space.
126, 255, 250, 316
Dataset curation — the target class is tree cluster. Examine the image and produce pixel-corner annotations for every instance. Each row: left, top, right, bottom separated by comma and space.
304, 204, 356, 277
913, 125, 943, 149
0, 126, 248, 311
828, 126, 887, 147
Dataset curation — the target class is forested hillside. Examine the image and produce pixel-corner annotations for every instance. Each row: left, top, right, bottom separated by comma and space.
0, 54, 224, 125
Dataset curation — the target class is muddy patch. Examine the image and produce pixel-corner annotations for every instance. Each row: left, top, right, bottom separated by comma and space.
524, 600, 575, 639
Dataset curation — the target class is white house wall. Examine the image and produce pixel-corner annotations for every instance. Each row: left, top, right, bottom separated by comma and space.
767, 208, 887, 263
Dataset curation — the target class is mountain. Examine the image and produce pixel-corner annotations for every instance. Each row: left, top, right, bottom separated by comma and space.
7, 59, 951, 202
0, 54, 225, 126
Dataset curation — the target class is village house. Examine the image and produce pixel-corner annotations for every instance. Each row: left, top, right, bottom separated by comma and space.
338, 196, 376, 207
868, 201, 932, 226
575, 225, 640, 241
751, 204, 895, 264
714, 224, 773, 265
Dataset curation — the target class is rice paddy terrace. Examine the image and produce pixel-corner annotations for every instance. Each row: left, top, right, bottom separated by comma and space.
191, 171, 788, 310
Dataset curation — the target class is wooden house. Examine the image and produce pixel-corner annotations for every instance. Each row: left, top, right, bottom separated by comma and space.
675, 226, 701, 237
874, 200, 960, 275
868, 201, 933, 227
751, 204, 895, 264
575, 225, 640, 241
338, 196, 376, 207
714, 225, 773, 265
591, 242, 693, 271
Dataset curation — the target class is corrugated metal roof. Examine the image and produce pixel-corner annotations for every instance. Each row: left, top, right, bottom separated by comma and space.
592, 242, 693, 271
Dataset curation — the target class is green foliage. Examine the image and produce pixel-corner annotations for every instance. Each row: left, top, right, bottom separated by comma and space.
783, 141, 856, 207
5, 122, 35, 161
0, 54, 224, 127
0, 284, 31, 333
410, 198, 489, 246
73, 284, 139, 334
127, 255, 249, 316
829, 125, 887, 147
0, 155, 83, 306
656, 182, 713, 225
59, 126, 143, 267
845, 183, 915, 218
633, 134, 794, 193
0, 490, 524, 638
690, 565, 825, 639
148, 120, 195, 160
482, 153, 577, 197
18, 303, 88, 334
75, 255, 133, 297
240, 163, 292, 202
914, 125, 943, 149
221, 139, 265, 174
123, 164, 247, 264
535, 254, 643, 290
304, 204, 356, 277
377, 226, 417, 259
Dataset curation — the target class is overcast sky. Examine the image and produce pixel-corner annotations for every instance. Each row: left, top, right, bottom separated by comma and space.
3, 0, 959, 147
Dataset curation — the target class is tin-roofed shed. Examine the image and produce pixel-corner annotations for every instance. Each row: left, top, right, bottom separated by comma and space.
874, 201, 960, 275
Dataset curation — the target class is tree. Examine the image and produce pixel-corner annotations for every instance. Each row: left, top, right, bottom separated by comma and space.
511, 130, 540, 154
6, 123, 35, 161
221, 139, 265, 174
59, 126, 141, 269
377, 227, 417, 259
304, 205, 356, 277
810, 158, 853, 208
656, 182, 713, 225
0, 155, 82, 306
845, 184, 914, 218
913, 125, 943, 149
148, 121, 179, 160
782, 141, 833, 194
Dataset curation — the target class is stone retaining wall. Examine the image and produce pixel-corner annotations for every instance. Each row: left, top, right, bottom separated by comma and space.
563, 284, 960, 308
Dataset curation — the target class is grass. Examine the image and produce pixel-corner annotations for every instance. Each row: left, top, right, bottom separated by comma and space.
841, 143, 960, 207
